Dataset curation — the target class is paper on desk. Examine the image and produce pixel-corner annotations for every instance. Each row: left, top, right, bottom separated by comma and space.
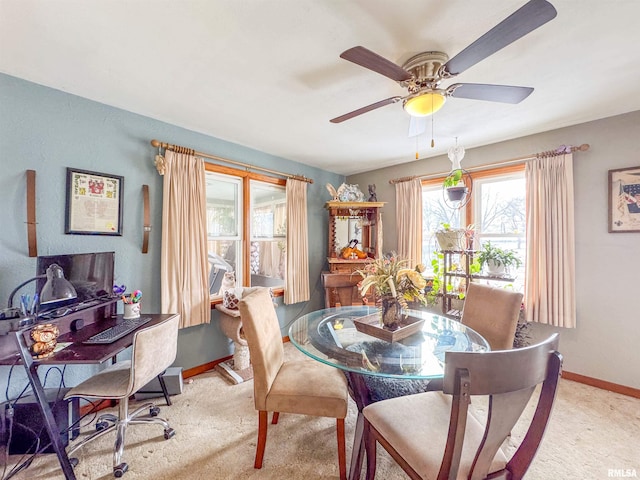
53, 342, 72, 354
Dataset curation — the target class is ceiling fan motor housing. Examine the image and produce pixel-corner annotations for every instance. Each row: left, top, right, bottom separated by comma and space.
401, 51, 449, 92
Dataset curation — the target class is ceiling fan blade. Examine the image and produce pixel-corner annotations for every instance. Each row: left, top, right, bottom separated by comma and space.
330, 97, 403, 123
443, 0, 557, 76
448, 83, 534, 103
340, 46, 412, 82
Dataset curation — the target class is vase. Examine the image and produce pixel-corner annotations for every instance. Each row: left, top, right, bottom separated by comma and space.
380, 295, 402, 330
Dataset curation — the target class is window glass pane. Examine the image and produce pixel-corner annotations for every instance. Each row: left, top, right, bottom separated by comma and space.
206, 172, 242, 294
476, 176, 526, 235
474, 174, 526, 291
422, 185, 464, 271
250, 181, 286, 288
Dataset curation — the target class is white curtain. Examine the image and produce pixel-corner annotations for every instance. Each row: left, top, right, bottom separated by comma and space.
284, 179, 310, 304
395, 178, 423, 266
160, 150, 210, 328
524, 153, 576, 328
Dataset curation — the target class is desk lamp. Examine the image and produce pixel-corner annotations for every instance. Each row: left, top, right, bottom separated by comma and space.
6, 263, 77, 312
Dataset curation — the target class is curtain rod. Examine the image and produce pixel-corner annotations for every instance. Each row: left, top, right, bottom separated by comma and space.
389, 143, 590, 184
150, 139, 314, 184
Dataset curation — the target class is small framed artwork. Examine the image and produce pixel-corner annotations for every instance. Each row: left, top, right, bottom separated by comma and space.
608, 166, 640, 233
65, 168, 124, 235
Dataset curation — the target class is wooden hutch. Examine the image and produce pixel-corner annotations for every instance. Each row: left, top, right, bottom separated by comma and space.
322, 201, 385, 307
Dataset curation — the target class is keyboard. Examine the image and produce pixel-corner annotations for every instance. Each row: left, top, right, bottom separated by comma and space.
83, 317, 152, 344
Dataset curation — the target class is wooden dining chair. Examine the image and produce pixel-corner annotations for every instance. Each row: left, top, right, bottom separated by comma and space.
461, 282, 523, 350
362, 334, 562, 480
238, 288, 349, 480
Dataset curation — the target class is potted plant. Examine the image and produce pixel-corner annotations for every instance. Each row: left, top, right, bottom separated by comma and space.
443, 169, 468, 202
435, 223, 474, 252
356, 254, 427, 330
476, 241, 522, 276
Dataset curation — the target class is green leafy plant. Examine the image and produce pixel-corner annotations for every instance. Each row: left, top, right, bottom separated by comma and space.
443, 169, 464, 188
476, 241, 522, 270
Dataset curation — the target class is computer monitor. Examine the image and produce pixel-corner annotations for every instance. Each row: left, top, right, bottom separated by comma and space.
36, 252, 115, 310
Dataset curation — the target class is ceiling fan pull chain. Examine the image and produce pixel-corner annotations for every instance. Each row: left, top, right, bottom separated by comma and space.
430, 102, 435, 148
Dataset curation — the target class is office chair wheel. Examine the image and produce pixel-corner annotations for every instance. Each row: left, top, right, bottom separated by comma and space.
96, 420, 110, 431
114, 462, 129, 477
69, 457, 79, 468
164, 427, 176, 440
150, 406, 161, 417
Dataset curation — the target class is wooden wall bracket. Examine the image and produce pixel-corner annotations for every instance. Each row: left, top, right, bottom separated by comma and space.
142, 184, 151, 254
26, 169, 38, 257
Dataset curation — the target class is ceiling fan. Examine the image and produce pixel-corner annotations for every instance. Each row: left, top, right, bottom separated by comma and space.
330, 0, 557, 124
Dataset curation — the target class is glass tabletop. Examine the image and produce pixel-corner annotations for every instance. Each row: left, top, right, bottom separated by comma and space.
288, 306, 489, 380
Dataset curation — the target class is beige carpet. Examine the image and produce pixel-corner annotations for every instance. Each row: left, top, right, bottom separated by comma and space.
7, 344, 640, 480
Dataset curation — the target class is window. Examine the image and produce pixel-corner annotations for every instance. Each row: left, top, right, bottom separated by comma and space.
422, 165, 525, 288
205, 165, 286, 298
473, 170, 526, 290
421, 185, 465, 274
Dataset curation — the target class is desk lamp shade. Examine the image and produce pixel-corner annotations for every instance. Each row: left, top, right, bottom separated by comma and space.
40, 264, 77, 306
6, 263, 77, 310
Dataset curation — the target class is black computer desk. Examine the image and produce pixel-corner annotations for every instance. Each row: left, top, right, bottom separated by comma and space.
0, 299, 175, 480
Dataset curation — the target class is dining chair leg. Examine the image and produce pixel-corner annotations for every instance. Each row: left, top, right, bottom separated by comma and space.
363, 420, 377, 480
337, 418, 347, 480
255, 410, 268, 469
271, 411, 280, 424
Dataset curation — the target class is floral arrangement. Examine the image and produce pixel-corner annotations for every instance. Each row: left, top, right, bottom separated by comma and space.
356, 254, 428, 309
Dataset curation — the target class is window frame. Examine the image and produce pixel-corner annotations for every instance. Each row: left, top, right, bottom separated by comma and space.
422, 163, 524, 233
422, 164, 526, 281
205, 162, 286, 304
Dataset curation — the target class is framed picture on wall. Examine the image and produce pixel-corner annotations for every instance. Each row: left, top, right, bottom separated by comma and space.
65, 168, 124, 235
608, 166, 640, 233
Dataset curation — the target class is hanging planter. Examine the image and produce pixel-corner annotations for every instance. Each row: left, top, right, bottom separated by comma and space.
442, 168, 472, 209
446, 186, 468, 202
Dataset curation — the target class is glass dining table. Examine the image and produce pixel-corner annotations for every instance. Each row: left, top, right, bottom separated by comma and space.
288, 305, 489, 480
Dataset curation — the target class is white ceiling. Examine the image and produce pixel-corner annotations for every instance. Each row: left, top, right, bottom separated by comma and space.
2, 0, 639, 176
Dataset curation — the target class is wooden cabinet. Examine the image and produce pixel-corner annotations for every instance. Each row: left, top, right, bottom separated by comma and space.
322, 201, 384, 306
325, 201, 384, 273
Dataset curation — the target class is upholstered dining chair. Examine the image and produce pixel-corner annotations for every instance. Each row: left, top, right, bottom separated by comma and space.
362, 334, 562, 480
460, 282, 523, 350
64, 315, 180, 478
238, 288, 349, 480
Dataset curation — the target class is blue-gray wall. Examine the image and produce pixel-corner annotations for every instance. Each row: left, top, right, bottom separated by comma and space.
0, 73, 343, 397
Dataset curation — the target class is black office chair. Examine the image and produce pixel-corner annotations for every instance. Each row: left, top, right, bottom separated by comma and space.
64, 315, 180, 477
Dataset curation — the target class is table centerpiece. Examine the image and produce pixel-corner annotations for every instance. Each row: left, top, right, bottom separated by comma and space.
355, 254, 428, 338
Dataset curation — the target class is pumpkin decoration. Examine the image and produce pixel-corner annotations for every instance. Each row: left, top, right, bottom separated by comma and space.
341, 239, 359, 259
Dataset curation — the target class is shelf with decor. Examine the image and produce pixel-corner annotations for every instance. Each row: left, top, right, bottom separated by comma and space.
322, 200, 385, 306
325, 201, 385, 273
439, 249, 516, 317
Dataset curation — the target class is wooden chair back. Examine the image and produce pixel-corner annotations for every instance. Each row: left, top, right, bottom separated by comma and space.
440, 333, 562, 479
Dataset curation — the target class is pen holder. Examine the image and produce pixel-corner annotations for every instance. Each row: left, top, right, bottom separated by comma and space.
123, 302, 141, 319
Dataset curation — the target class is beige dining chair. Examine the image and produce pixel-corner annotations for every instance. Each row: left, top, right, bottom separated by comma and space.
460, 282, 523, 350
238, 288, 349, 480
64, 315, 180, 478
362, 334, 562, 480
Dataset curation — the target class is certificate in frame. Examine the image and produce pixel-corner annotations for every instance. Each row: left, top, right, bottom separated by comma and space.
608, 166, 640, 233
65, 168, 124, 235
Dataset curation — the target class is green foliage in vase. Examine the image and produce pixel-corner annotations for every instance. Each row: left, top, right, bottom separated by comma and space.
356, 253, 428, 309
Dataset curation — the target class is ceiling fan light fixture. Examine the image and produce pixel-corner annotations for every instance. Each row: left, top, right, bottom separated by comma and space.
403, 91, 446, 117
